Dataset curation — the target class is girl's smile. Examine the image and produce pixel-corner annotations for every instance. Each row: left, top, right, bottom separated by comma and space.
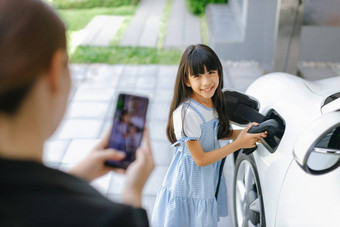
185, 65, 219, 106
202, 85, 214, 93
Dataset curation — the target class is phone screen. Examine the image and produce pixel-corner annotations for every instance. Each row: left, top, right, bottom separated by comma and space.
105, 93, 149, 169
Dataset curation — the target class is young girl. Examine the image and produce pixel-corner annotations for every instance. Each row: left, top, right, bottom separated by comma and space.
152, 44, 267, 227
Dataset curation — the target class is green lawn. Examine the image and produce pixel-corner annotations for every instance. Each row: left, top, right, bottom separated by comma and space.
52, 0, 139, 9
71, 46, 181, 65
56, 4, 182, 65
57, 7, 135, 32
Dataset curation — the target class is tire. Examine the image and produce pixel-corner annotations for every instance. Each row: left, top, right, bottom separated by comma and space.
233, 152, 266, 227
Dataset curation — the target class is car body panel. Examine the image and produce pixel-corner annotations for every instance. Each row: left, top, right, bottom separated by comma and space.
276, 161, 340, 226
241, 73, 340, 226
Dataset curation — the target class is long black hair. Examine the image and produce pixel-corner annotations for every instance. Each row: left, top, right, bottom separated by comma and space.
166, 44, 232, 143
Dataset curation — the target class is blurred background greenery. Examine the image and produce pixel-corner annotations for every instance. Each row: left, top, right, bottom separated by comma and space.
186, 0, 227, 15
52, 0, 139, 9
45, 0, 217, 64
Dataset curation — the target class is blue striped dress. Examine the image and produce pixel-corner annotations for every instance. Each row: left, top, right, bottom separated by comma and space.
152, 99, 228, 227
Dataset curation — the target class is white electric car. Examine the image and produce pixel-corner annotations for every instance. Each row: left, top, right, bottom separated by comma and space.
224, 73, 340, 227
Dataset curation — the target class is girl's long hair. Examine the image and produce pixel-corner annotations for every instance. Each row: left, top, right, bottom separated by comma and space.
166, 44, 232, 144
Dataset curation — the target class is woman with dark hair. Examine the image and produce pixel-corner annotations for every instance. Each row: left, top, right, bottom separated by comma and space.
0, 0, 154, 226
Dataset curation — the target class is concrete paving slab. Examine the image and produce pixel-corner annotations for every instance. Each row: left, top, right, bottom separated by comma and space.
142, 166, 168, 195
206, 4, 241, 43
108, 172, 126, 195
150, 140, 172, 166
62, 139, 99, 164
72, 86, 115, 102
156, 65, 177, 89
119, 75, 138, 89
107, 194, 122, 203
65, 101, 110, 119
58, 163, 75, 172
183, 8, 202, 46
120, 0, 151, 46
90, 172, 113, 195
81, 65, 123, 88
100, 120, 113, 138
134, 88, 155, 102
54, 119, 103, 139
136, 77, 157, 89
149, 119, 168, 141
69, 64, 89, 86
149, 101, 171, 120
138, 9, 162, 47
43, 140, 70, 164
153, 89, 173, 104
120, 0, 166, 47
117, 65, 140, 88
164, 0, 202, 49
44, 162, 60, 169
72, 16, 124, 47
137, 65, 159, 77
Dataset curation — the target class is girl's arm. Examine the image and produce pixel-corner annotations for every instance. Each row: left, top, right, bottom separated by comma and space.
220, 129, 242, 140
185, 123, 266, 167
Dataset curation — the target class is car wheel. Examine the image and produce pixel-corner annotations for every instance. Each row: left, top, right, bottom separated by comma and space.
233, 153, 266, 227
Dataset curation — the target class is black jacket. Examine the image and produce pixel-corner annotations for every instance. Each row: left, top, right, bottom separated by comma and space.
0, 158, 149, 227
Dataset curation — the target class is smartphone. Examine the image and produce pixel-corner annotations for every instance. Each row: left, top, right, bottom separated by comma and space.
105, 93, 149, 169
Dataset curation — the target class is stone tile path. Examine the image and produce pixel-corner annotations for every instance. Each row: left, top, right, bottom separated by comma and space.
72, 16, 124, 47
71, 0, 202, 50
164, 0, 202, 49
120, 0, 166, 47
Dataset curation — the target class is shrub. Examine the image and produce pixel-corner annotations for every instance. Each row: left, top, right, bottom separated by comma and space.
186, 0, 227, 15
53, 0, 140, 9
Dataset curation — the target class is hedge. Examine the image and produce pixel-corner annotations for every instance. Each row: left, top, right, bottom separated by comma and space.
186, 0, 227, 15
53, 0, 139, 9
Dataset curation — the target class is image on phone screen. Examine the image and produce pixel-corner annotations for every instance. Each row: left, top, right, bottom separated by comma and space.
105, 93, 149, 169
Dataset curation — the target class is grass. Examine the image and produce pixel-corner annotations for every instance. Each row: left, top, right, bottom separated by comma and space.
200, 14, 209, 45
57, 6, 136, 32
157, 0, 174, 49
52, 0, 139, 9
186, 0, 227, 15
52, 1, 196, 65
71, 46, 182, 65
110, 16, 133, 46
56, 1, 182, 65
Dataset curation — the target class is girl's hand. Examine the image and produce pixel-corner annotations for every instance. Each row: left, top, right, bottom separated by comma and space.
123, 129, 155, 208
68, 129, 126, 181
234, 122, 267, 149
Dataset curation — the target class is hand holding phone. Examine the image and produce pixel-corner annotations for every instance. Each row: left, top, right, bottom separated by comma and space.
105, 93, 149, 169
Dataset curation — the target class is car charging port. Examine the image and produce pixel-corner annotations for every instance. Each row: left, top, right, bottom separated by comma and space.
243, 110, 286, 154
262, 109, 286, 153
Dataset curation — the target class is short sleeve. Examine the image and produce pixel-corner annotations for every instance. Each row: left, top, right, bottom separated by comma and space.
183, 108, 202, 138
173, 105, 202, 140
